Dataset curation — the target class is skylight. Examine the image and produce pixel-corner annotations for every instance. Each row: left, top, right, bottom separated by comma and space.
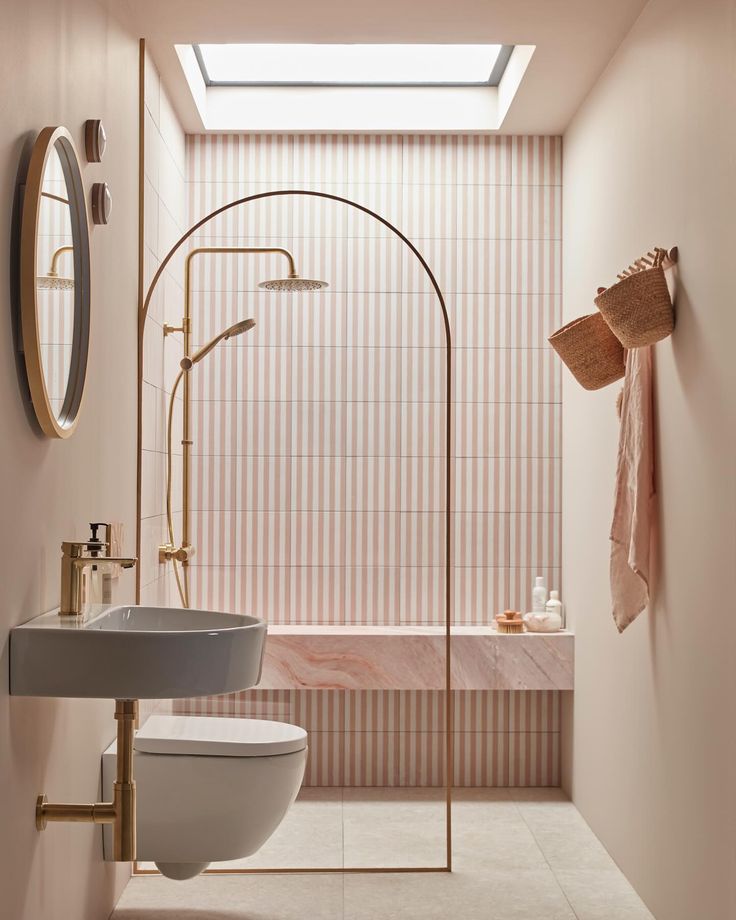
194, 43, 512, 87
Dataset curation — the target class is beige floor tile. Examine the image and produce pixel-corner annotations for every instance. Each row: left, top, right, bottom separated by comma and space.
113, 873, 344, 919
342, 788, 447, 868
115, 788, 654, 920
343, 868, 576, 920
554, 869, 655, 920
450, 789, 549, 871
214, 788, 344, 870
512, 790, 615, 871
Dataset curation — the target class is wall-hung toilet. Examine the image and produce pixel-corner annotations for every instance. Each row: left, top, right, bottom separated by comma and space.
102, 714, 308, 879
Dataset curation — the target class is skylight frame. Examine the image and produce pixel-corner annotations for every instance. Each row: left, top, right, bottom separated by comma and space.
193, 43, 515, 88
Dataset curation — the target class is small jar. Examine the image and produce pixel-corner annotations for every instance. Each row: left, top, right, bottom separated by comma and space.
523, 610, 562, 633
545, 590, 565, 629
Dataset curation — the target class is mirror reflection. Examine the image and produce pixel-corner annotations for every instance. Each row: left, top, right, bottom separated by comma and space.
36, 144, 75, 421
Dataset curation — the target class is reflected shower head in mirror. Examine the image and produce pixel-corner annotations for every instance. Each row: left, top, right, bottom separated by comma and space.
37, 245, 74, 291
258, 276, 328, 292
181, 318, 256, 370
37, 275, 74, 291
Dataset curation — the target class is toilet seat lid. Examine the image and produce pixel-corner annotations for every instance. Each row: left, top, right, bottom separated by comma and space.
135, 715, 308, 757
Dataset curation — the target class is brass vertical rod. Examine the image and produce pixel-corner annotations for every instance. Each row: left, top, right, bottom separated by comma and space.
445, 321, 453, 873
112, 699, 138, 862
135, 37, 146, 605
182, 253, 192, 566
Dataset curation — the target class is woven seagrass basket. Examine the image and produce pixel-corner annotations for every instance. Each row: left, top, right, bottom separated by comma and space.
594, 265, 674, 347
548, 312, 625, 391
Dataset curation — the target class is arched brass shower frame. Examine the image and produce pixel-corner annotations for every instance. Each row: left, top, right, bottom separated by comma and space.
136, 189, 454, 873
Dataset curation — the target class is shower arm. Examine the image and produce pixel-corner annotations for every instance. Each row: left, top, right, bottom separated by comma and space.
161, 246, 296, 580
162, 247, 297, 339
48, 245, 74, 277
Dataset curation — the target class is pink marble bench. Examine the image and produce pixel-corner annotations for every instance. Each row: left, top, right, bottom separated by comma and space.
259, 626, 574, 692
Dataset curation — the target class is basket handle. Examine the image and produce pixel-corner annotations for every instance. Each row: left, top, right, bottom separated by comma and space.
597, 246, 677, 293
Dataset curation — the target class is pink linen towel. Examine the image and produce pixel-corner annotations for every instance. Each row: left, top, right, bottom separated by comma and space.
610, 346, 655, 632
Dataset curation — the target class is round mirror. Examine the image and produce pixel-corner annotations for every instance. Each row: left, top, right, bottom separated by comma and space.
20, 126, 91, 438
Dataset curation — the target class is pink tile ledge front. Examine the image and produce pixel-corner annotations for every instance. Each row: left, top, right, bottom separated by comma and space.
259, 627, 574, 692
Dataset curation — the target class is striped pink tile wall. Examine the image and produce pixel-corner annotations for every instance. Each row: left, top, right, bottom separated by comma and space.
184, 134, 561, 620
163, 133, 562, 785
139, 50, 188, 623
172, 689, 560, 787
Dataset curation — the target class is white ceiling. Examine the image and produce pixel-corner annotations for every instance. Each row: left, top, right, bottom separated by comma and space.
124, 0, 649, 134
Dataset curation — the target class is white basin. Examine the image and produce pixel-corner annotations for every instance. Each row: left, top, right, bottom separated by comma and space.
10, 605, 267, 699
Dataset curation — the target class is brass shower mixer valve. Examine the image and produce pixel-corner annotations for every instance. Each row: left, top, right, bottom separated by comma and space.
159, 543, 196, 565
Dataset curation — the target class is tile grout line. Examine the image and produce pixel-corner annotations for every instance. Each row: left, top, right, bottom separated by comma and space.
509, 796, 581, 920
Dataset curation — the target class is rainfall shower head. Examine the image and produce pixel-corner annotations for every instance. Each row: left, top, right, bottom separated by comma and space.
183, 318, 256, 369
37, 274, 74, 291
258, 275, 328, 292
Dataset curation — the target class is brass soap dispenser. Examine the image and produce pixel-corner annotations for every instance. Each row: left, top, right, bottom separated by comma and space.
86, 521, 109, 606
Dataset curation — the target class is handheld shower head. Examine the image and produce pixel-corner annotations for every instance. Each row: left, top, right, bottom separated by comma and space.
223, 318, 256, 339
258, 276, 328, 292
182, 318, 256, 370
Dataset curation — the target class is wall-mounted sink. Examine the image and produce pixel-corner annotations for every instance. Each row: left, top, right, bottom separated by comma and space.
10, 605, 267, 699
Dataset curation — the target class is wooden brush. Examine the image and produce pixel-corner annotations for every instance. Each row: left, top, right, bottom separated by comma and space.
497, 610, 525, 634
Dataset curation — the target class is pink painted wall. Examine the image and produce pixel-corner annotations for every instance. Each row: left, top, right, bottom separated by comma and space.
0, 2, 138, 917
561, 0, 736, 915
166, 133, 563, 785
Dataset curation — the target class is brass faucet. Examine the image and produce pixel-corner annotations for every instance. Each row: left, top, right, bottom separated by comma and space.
60, 541, 137, 616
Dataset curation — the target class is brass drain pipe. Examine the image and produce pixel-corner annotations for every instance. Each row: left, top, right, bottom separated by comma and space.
36, 699, 137, 861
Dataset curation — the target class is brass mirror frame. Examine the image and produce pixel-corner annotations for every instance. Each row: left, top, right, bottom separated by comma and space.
20, 126, 91, 438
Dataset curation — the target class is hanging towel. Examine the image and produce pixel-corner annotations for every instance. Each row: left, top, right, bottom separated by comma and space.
610, 346, 655, 632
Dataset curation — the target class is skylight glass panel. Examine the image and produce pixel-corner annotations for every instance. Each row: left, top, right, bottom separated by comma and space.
195, 43, 507, 86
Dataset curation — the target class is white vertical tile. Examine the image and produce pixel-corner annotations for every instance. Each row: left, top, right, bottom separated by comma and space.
346, 512, 400, 567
